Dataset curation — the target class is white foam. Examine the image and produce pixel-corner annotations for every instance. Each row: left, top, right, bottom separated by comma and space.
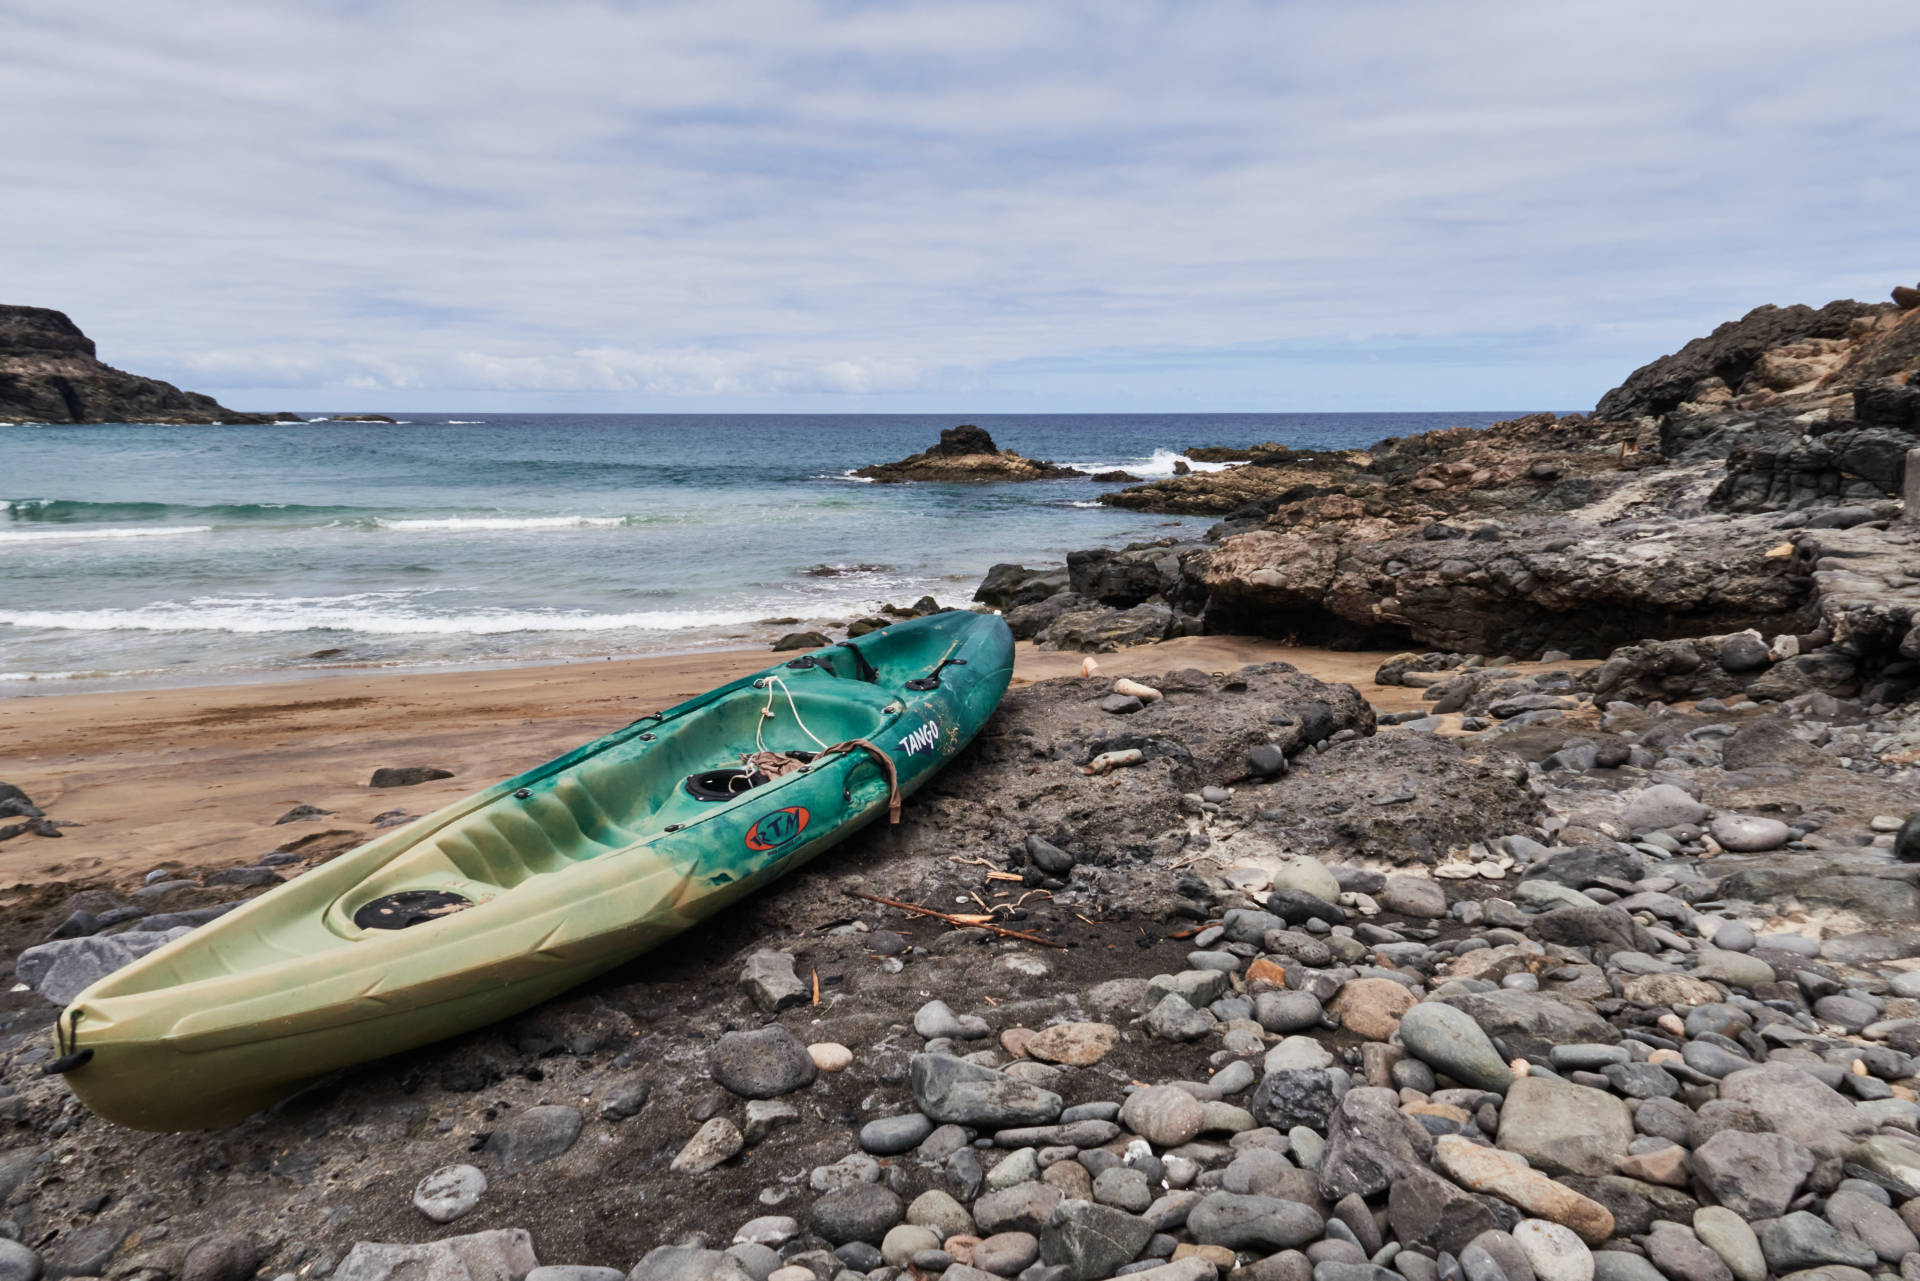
0, 525, 212, 544
374, 515, 629, 532
444, 420, 486, 424
1068, 448, 1239, 478
0, 594, 770, 636
1067, 500, 1103, 509
831, 471, 877, 484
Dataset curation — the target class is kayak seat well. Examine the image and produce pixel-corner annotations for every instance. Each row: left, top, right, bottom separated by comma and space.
570, 679, 894, 830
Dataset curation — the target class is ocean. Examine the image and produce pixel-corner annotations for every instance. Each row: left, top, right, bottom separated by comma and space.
0, 412, 1515, 692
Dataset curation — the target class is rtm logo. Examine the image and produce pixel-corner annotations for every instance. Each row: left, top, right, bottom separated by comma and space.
744, 806, 809, 852
897, 721, 940, 756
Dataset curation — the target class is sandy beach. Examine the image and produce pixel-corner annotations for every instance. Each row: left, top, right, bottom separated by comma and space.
0, 634, 1458, 892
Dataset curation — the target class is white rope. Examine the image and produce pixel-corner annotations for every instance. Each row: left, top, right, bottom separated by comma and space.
755, 675, 833, 755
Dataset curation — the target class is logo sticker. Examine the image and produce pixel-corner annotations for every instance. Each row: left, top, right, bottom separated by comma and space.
745, 806, 810, 852
897, 720, 941, 756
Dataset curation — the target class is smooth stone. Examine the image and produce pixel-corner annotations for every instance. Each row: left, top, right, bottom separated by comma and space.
859, 1113, 934, 1155
710, 1026, 818, 1098
809, 1042, 852, 1072
1709, 815, 1791, 853
1692, 1208, 1766, 1281
1512, 1219, 1593, 1281
1497, 1078, 1632, 1178
1187, 1192, 1324, 1251
807, 1183, 905, 1245
1622, 785, 1708, 831
411, 1164, 487, 1223
1398, 1001, 1515, 1093
1122, 1085, 1205, 1147
880, 1225, 941, 1268
1753, 1213, 1876, 1272
916, 999, 992, 1040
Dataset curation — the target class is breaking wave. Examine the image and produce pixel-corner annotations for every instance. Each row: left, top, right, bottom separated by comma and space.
1066, 448, 1237, 478
0, 525, 213, 544
0, 594, 771, 636
369, 515, 636, 532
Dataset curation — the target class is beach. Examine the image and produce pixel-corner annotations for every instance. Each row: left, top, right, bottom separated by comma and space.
0, 633, 1453, 892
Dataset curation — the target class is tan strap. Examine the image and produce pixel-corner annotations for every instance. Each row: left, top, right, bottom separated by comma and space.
825, 738, 901, 823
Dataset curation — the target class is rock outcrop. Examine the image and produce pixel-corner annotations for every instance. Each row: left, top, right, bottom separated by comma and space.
852, 424, 1084, 483
989, 283, 1920, 678
1592, 298, 1890, 421
0, 305, 272, 424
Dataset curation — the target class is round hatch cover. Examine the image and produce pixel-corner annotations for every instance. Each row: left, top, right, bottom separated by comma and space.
353, 889, 473, 930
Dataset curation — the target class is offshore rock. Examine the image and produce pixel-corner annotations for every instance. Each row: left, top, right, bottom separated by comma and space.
853, 425, 1083, 483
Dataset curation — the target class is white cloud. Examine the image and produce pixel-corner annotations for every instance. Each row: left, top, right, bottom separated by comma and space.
4, 0, 1917, 410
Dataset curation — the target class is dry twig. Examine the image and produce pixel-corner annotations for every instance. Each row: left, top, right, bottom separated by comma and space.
843, 889, 1067, 948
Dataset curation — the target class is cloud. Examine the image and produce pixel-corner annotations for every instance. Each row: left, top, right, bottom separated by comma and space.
4, 0, 1917, 411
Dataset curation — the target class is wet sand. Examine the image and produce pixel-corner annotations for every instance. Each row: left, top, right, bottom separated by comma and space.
0, 635, 1451, 890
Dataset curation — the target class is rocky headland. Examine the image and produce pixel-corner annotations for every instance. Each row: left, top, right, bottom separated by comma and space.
0, 306, 287, 426
5, 284, 1920, 1281
852, 425, 1088, 484
979, 285, 1920, 707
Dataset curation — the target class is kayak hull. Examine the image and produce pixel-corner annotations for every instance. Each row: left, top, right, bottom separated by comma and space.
55, 611, 1012, 1130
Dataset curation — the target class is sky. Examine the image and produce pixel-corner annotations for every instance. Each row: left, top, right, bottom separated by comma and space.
6, 2, 1918, 414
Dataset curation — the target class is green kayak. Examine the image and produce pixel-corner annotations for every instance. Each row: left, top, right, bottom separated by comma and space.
53, 610, 1013, 1131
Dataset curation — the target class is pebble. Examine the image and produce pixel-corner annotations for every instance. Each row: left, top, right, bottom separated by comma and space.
1691, 1208, 1765, 1281
807, 1183, 904, 1245
859, 1113, 935, 1155
1621, 784, 1708, 830
0, 1243, 38, 1281
1432, 1136, 1614, 1244
710, 1026, 818, 1098
484, 1105, 582, 1172
807, 1042, 852, 1072
412, 1164, 487, 1223
972, 1230, 1041, 1274
1709, 815, 1791, 852
740, 948, 808, 1011
1513, 1219, 1593, 1281
915, 999, 992, 1040
1119, 1084, 1203, 1148
670, 1118, 743, 1174
1024, 1021, 1119, 1066
1380, 875, 1448, 918
1710, 922, 1755, 952
880, 1224, 940, 1267
1329, 978, 1418, 1039
1397, 1001, 1515, 1093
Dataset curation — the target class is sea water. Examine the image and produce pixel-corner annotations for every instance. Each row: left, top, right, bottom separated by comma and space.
0, 412, 1514, 691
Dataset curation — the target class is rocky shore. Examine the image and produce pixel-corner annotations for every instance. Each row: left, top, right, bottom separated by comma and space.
4, 284, 1920, 1281
0, 306, 282, 426
975, 288, 1920, 696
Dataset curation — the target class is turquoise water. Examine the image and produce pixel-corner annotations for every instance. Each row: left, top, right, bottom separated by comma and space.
0, 412, 1513, 691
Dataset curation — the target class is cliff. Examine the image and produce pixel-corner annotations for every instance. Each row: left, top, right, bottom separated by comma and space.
0, 305, 274, 424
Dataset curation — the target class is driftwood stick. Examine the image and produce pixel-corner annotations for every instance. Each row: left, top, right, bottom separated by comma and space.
843, 889, 1068, 949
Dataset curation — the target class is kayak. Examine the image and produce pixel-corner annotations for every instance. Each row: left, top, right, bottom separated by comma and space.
52, 610, 1013, 1131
